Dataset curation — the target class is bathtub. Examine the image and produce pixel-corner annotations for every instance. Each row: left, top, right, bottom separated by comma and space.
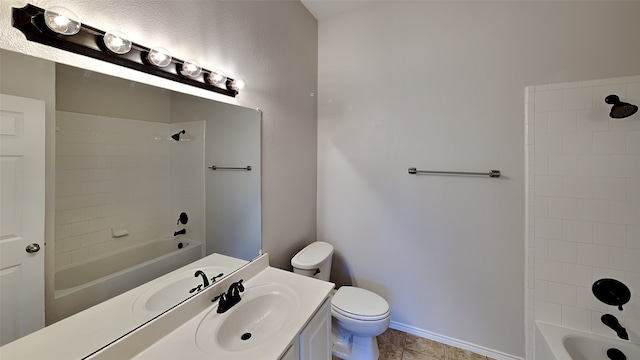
535, 321, 640, 360
50, 236, 202, 323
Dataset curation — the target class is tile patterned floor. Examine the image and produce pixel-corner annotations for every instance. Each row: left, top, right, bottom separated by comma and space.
333, 328, 496, 360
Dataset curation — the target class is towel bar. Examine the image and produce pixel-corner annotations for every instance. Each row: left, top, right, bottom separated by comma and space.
408, 168, 500, 178
208, 165, 252, 171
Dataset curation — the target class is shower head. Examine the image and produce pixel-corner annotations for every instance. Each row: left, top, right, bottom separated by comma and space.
171, 130, 186, 141
605, 95, 638, 119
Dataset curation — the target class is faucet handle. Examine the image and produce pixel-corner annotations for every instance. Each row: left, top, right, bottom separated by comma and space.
212, 292, 226, 304
210, 273, 224, 284
189, 284, 203, 293
237, 279, 244, 292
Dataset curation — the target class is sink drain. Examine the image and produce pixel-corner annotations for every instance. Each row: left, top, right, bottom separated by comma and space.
241, 332, 252, 341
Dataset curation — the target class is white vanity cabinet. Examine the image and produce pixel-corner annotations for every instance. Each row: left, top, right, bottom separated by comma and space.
282, 296, 331, 360
299, 297, 331, 359
280, 343, 299, 360
87, 259, 335, 360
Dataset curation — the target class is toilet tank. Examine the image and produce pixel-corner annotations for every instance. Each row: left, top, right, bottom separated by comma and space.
291, 241, 333, 281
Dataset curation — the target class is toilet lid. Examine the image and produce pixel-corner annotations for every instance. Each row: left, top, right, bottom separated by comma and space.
291, 242, 334, 269
331, 286, 390, 321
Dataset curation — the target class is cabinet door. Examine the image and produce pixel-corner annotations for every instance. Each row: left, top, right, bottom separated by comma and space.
280, 342, 299, 360
299, 298, 331, 360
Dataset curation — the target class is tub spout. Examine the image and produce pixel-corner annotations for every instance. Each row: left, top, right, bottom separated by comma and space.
602, 314, 629, 340
174, 229, 186, 236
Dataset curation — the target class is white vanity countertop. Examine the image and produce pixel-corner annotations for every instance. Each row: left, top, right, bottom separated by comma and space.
129, 266, 334, 360
0, 253, 247, 360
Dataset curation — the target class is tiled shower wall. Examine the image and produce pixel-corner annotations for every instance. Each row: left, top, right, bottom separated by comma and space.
170, 121, 205, 254
525, 75, 640, 359
55, 112, 173, 269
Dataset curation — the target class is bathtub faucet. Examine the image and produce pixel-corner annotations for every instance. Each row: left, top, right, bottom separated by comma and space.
174, 229, 186, 236
189, 270, 210, 293
601, 314, 629, 340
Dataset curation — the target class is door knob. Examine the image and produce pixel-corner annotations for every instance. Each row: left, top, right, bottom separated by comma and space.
26, 243, 41, 253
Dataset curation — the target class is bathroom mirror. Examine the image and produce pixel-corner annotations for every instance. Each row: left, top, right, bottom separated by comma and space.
0, 49, 261, 351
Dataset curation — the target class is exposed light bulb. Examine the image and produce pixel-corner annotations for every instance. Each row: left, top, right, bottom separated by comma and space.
179, 60, 201, 78
147, 48, 172, 67
44, 6, 81, 35
103, 31, 132, 54
207, 70, 227, 87
229, 78, 246, 91
54, 15, 69, 27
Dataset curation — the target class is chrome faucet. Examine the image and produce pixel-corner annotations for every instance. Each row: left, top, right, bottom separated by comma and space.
602, 314, 629, 340
212, 279, 244, 313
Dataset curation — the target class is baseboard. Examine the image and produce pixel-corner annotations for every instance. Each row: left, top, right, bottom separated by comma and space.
389, 321, 524, 360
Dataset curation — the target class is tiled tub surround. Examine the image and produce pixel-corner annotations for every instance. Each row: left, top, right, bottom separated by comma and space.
55, 111, 203, 269
524, 75, 640, 358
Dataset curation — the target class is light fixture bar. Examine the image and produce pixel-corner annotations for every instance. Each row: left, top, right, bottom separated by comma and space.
11, 4, 239, 97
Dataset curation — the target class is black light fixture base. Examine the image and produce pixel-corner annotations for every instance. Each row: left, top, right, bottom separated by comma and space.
12, 4, 238, 98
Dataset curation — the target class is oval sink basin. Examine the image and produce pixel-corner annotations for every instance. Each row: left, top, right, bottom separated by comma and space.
133, 266, 228, 314
195, 283, 299, 353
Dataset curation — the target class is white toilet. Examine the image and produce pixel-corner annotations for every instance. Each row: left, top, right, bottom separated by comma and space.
291, 242, 391, 360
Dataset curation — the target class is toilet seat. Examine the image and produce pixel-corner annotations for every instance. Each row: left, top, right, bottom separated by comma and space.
331, 286, 390, 321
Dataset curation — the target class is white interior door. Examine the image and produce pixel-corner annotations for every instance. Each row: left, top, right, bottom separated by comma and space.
0, 94, 45, 346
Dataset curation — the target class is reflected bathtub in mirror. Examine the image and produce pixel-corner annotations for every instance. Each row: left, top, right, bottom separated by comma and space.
52, 235, 201, 320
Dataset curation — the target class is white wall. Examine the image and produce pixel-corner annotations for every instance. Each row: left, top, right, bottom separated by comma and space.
56, 64, 172, 123
525, 75, 640, 357
204, 107, 262, 261
0, 0, 318, 270
317, 2, 640, 359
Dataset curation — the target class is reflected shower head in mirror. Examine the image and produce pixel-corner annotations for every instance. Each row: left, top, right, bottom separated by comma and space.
171, 130, 186, 141
605, 95, 638, 119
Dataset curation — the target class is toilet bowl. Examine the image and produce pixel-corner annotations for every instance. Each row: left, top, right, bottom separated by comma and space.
291, 242, 391, 360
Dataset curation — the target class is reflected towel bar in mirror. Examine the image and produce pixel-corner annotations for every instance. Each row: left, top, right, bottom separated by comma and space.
408, 168, 501, 178
208, 165, 252, 171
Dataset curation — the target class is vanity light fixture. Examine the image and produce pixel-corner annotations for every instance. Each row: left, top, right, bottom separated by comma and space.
12, 4, 243, 97
229, 78, 246, 91
43, 6, 81, 35
207, 70, 227, 87
178, 59, 202, 78
103, 31, 132, 54
147, 47, 172, 67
